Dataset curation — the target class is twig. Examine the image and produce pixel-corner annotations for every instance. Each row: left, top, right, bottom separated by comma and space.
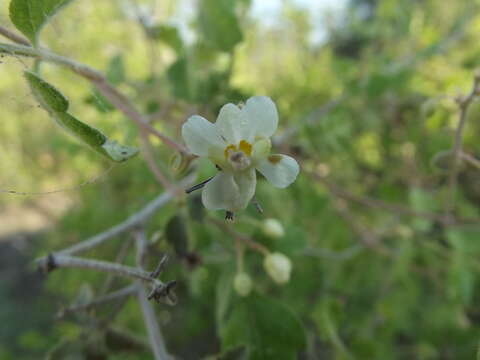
57, 284, 138, 318
0, 41, 189, 155
208, 216, 269, 255
138, 287, 170, 360
41, 175, 194, 257
150, 255, 169, 279
445, 73, 480, 218
0, 25, 30, 46
332, 199, 390, 256
134, 227, 149, 269
460, 151, 480, 170
135, 227, 171, 360
37, 254, 167, 285
308, 170, 458, 225
100, 236, 134, 294
139, 130, 175, 190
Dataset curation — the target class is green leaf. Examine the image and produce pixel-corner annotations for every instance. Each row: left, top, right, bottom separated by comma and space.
106, 54, 125, 85
25, 71, 138, 162
85, 55, 125, 113
52, 112, 107, 148
221, 294, 306, 359
198, 0, 243, 52
148, 25, 183, 53
9, 0, 74, 45
216, 267, 235, 332
165, 214, 190, 257
167, 57, 191, 101
24, 71, 69, 112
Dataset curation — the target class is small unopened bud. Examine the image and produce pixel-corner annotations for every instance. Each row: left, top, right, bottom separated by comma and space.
263, 252, 292, 284
262, 218, 285, 239
233, 272, 253, 296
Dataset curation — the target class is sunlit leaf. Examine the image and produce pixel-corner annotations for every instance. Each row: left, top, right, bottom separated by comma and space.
9, 0, 74, 45
25, 71, 138, 162
24, 71, 69, 112
197, 0, 243, 52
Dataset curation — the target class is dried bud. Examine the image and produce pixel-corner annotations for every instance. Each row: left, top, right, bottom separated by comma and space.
233, 272, 253, 297
263, 252, 292, 284
262, 218, 285, 239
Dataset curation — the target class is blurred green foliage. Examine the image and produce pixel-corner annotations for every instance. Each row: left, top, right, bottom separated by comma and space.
2, 0, 480, 359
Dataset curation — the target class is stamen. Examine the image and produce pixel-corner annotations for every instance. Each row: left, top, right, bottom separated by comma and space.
225, 211, 235, 220
239, 140, 252, 156
185, 176, 214, 194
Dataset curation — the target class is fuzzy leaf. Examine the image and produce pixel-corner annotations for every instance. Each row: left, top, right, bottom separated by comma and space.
9, 0, 74, 45
25, 71, 138, 162
24, 71, 69, 112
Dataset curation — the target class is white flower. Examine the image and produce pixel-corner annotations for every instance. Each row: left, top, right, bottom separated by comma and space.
233, 272, 253, 297
182, 96, 299, 213
262, 218, 285, 239
263, 252, 292, 284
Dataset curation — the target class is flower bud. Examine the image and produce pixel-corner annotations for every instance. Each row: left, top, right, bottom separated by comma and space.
262, 218, 285, 239
263, 252, 292, 284
233, 272, 253, 297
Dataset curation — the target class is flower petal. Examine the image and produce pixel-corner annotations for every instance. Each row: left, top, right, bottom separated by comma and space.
243, 96, 278, 139
257, 154, 299, 188
202, 172, 238, 211
233, 168, 257, 211
202, 169, 257, 212
215, 103, 250, 145
182, 115, 225, 156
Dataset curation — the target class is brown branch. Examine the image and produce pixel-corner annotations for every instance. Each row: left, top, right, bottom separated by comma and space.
0, 25, 30, 46
445, 73, 480, 218
208, 216, 270, 255
309, 170, 459, 225
460, 151, 480, 169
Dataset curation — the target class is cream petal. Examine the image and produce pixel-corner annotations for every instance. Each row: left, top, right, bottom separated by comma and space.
257, 154, 299, 188
201, 169, 257, 212
182, 115, 225, 156
202, 172, 238, 211
243, 96, 278, 139
215, 103, 251, 145
233, 168, 257, 211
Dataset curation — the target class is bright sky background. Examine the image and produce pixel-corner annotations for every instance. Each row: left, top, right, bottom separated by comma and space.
173, 0, 348, 45
251, 0, 348, 44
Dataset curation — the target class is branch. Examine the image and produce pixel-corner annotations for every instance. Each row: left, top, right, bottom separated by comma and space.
309, 170, 460, 225
445, 73, 480, 217
37, 254, 167, 285
208, 216, 270, 255
138, 287, 171, 360
43, 175, 194, 257
57, 284, 138, 318
460, 151, 480, 169
0, 25, 30, 46
134, 228, 171, 360
0, 41, 189, 155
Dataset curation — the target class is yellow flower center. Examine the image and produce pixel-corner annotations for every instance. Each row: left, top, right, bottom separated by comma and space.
224, 140, 252, 159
